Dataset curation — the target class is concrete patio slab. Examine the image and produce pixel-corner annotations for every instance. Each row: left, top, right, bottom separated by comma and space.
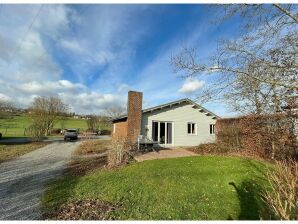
134, 148, 197, 162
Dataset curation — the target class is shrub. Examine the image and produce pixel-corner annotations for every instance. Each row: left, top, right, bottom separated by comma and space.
27, 122, 45, 140
51, 128, 62, 135
76, 140, 111, 155
262, 159, 298, 220
107, 137, 133, 168
188, 142, 270, 161
100, 130, 111, 136
187, 143, 231, 155
216, 114, 297, 160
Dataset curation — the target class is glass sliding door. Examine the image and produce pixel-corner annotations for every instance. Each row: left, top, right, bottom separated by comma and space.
152, 121, 173, 145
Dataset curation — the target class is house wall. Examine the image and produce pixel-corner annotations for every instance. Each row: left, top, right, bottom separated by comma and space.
112, 120, 128, 139
141, 102, 217, 146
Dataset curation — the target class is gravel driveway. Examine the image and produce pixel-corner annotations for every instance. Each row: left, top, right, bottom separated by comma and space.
0, 141, 80, 220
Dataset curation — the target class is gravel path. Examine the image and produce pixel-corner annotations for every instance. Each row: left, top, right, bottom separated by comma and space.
0, 142, 80, 220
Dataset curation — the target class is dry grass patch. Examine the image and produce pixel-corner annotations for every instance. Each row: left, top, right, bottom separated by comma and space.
0, 142, 49, 163
44, 199, 118, 220
67, 139, 111, 176
75, 139, 111, 155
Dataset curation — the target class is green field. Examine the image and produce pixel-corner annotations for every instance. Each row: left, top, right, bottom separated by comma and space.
0, 113, 103, 137
43, 156, 272, 220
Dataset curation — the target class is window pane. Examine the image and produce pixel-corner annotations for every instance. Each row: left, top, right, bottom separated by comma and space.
160, 122, 165, 144
210, 124, 215, 134
167, 123, 172, 144
187, 123, 191, 134
192, 123, 195, 134
152, 122, 158, 141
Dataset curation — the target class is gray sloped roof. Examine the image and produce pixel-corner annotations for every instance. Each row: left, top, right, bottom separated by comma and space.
112, 98, 220, 122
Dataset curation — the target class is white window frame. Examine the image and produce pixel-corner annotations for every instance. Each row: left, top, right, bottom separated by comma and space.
187, 122, 197, 135
151, 120, 174, 145
210, 124, 215, 135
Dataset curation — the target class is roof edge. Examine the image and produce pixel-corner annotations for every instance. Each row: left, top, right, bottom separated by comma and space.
112, 98, 220, 122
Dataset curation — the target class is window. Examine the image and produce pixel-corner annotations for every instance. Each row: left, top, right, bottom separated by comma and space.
187, 123, 196, 135
210, 124, 215, 134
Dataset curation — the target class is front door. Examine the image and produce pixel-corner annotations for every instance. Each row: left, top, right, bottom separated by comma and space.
152, 121, 173, 145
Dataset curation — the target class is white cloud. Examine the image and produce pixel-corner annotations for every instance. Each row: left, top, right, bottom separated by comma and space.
17, 80, 86, 95
60, 91, 125, 114
60, 39, 85, 53
35, 5, 76, 40
0, 79, 126, 114
0, 5, 134, 114
178, 78, 205, 94
0, 5, 69, 83
0, 93, 11, 101
117, 84, 130, 93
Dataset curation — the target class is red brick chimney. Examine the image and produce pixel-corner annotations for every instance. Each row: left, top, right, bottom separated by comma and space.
126, 91, 143, 146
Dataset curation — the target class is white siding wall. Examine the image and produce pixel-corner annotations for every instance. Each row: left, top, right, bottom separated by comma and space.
141, 102, 217, 147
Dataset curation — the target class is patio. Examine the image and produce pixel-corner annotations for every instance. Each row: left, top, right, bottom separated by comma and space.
134, 148, 197, 162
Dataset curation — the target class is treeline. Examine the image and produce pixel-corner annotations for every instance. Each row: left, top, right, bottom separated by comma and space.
0, 96, 126, 139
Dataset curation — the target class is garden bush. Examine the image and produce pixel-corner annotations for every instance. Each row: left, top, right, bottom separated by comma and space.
187, 143, 231, 155
51, 128, 62, 135
262, 159, 298, 220
216, 114, 297, 160
107, 137, 134, 168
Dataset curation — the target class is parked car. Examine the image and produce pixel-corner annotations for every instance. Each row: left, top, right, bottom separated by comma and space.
64, 129, 78, 141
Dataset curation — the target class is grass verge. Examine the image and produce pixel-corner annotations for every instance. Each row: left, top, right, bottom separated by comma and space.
43, 156, 272, 220
0, 142, 49, 163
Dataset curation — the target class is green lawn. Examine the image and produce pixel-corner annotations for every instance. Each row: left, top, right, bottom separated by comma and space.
0, 113, 107, 137
43, 156, 271, 220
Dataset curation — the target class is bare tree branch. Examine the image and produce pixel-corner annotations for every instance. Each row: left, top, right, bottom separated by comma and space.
273, 4, 298, 23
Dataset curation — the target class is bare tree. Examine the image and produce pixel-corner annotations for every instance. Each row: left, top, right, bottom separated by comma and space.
0, 98, 16, 121
103, 106, 127, 120
0, 98, 14, 111
86, 115, 101, 132
60, 116, 68, 131
29, 96, 69, 137
171, 4, 298, 115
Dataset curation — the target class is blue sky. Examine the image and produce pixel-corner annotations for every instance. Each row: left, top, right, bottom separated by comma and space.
0, 4, 242, 116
